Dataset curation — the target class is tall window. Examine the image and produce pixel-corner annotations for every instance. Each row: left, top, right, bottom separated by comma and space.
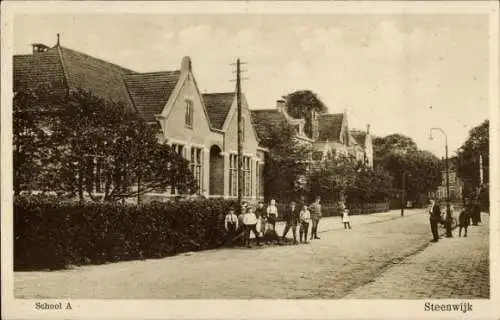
258, 162, 265, 197
243, 156, 251, 197
190, 147, 203, 194
185, 99, 193, 127
229, 154, 238, 196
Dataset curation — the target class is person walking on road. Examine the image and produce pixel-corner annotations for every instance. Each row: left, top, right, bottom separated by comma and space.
224, 207, 239, 244
299, 205, 311, 244
310, 196, 322, 240
472, 200, 481, 225
458, 205, 471, 237
429, 199, 442, 242
243, 207, 261, 248
282, 201, 300, 244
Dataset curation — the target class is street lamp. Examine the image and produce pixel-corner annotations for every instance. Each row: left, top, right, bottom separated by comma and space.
429, 127, 452, 238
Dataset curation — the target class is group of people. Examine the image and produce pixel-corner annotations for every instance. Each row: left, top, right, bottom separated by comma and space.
428, 198, 482, 242
224, 197, 352, 248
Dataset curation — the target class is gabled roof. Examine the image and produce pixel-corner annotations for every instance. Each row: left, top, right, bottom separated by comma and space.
318, 113, 344, 141
14, 45, 137, 110
250, 109, 288, 142
202, 92, 235, 130
14, 51, 67, 94
350, 130, 367, 148
123, 71, 181, 122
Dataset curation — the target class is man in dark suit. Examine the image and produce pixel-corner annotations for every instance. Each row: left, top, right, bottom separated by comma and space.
429, 199, 442, 242
282, 201, 300, 244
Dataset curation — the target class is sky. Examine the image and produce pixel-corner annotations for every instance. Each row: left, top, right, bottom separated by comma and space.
13, 13, 490, 158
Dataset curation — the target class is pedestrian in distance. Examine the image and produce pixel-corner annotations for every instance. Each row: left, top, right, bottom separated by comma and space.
299, 205, 311, 244
224, 207, 239, 245
282, 201, 300, 244
458, 205, 471, 237
342, 207, 352, 230
309, 196, 322, 240
472, 200, 481, 225
243, 206, 261, 248
429, 199, 441, 242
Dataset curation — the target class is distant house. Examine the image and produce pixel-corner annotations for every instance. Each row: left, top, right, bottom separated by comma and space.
250, 99, 313, 145
435, 161, 464, 202
250, 100, 373, 168
312, 111, 372, 167
13, 39, 265, 201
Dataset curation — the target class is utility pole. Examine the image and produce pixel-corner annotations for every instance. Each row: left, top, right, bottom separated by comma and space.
236, 58, 243, 211
231, 58, 248, 214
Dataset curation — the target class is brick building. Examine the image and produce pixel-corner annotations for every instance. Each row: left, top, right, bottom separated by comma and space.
13, 40, 266, 201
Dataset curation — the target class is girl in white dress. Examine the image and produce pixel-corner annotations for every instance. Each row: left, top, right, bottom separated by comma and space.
342, 208, 352, 230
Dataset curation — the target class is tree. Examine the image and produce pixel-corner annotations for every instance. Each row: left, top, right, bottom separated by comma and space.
349, 167, 394, 203
373, 134, 441, 206
13, 86, 64, 195
308, 154, 357, 202
456, 120, 489, 203
13, 87, 197, 202
372, 133, 418, 165
260, 121, 311, 202
283, 90, 328, 138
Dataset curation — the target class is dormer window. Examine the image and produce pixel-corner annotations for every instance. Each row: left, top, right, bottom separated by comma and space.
185, 98, 193, 127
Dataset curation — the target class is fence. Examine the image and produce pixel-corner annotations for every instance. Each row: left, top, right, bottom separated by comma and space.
276, 201, 390, 220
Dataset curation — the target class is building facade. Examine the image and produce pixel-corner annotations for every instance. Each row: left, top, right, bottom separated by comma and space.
251, 100, 373, 168
435, 168, 463, 202
13, 40, 265, 201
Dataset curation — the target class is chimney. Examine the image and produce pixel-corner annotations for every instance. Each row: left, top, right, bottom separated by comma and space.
181, 56, 192, 73
56, 33, 60, 47
366, 124, 370, 134
311, 109, 319, 140
31, 43, 50, 53
276, 99, 286, 113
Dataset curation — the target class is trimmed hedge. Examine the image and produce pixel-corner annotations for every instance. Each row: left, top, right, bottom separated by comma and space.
14, 195, 237, 271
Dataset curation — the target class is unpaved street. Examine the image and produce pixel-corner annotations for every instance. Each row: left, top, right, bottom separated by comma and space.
15, 209, 489, 299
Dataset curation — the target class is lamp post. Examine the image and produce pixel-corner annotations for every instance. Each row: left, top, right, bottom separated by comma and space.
429, 127, 452, 238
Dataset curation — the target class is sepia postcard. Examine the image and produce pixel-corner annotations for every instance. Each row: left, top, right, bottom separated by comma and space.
1, 1, 499, 319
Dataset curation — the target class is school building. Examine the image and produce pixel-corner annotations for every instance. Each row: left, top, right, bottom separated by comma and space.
13, 39, 266, 201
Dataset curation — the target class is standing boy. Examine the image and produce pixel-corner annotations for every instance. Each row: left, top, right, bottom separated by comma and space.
224, 208, 239, 244
282, 201, 300, 243
255, 201, 267, 236
266, 199, 278, 232
299, 205, 311, 243
309, 196, 322, 240
243, 207, 261, 248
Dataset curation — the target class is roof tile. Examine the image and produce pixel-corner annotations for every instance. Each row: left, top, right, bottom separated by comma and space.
250, 109, 289, 142
318, 113, 344, 141
202, 92, 235, 130
123, 71, 181, 122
